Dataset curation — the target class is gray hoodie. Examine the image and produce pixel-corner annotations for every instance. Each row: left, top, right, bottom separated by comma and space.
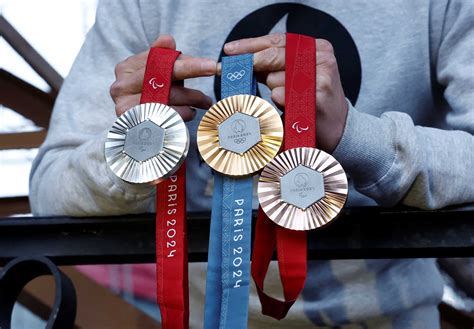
30, 0, 474, 328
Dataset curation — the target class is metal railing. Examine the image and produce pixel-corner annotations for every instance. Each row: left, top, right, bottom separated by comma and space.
1, 207, 473, 328
1, 207, 473, 266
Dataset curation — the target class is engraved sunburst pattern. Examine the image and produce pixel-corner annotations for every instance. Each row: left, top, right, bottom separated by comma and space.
197, 95, 284, 176
105, 103, 189, 184
258, 147, 348, 231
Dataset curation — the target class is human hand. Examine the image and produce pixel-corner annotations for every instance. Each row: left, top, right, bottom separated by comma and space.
110, 35, 216, 121
222, 33, 348, 152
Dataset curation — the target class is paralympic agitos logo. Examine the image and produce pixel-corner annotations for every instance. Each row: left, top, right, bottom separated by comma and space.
214, 3, 362, 106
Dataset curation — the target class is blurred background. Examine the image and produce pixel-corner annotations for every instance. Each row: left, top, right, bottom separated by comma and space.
0, 0, 97, 207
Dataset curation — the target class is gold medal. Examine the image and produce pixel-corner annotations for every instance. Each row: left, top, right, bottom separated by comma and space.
197, 95, 283, 176
105, 103, 189, 184
258, 147, 348, 231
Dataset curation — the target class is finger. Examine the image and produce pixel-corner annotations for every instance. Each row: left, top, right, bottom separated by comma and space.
316, 73, 335, 93
316, 39, 334, 53
114, 38, 184, 77
169, 86, 213, 109
111, 69, 145, 96
253, 47, 285, 72
114, 92, 200, 120
115, 86, 212, 110
115, 52, 148, 76
115, 94, 141, 117
266, 71, 285, 89
173, 57, 216, 80
224, 33, 286, 55
172, 105, 197, 121
271, 86, 285, 107
112, 56, 216, 97
316, 51, 337, 66
151, 35, 176, 49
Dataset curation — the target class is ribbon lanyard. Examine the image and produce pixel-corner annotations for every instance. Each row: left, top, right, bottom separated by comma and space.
251, 33, 315, 319
140, 48, 189, 329
204, 54, 256, 329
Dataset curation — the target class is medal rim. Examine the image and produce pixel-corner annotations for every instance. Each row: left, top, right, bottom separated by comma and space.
258, 147, 348, 231
197, 95, 284, 177
105, 102, 189, 184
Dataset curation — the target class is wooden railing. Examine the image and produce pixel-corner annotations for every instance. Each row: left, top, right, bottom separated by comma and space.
0, 15, 63, 216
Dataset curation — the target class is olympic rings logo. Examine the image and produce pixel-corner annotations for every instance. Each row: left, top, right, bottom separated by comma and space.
227, 70, 246, 81
233, 137, 247, 144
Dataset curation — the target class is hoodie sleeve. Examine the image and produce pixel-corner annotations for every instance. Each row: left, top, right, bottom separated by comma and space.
29, 0, 157, 216
332, 0, 474, 209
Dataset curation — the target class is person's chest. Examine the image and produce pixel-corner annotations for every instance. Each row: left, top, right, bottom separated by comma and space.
140, 1, 436, 122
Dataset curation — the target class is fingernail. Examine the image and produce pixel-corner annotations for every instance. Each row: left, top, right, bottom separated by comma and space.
225, 41, 238, 53
201, 60, 216, 72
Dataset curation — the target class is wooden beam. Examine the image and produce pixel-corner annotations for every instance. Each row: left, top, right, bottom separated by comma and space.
0, 15, 63, 93
0, 131, 46, 150
0, 196, 30, 217
0, 69, 54, 128
19, 267, 159, 329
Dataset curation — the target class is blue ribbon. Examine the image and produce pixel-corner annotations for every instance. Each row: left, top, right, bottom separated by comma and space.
204, 54, 256, 329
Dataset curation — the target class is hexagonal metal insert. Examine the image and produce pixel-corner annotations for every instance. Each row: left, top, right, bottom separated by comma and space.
124, 120, 164, 162
218, 112, 261, 154
280, 165, 325, 209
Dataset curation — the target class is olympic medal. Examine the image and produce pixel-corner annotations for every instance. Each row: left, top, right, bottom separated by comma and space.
105, 102, 189, 184
197, 95, 283, 177
258, 147, 348, 231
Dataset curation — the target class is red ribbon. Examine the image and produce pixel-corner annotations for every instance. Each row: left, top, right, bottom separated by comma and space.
251, 33, 316, 320
141, 48, 189, 329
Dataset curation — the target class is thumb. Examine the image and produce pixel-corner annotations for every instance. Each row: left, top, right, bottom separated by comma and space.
151, 35, 176, 49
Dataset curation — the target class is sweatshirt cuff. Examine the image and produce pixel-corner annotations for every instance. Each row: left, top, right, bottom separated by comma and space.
332, 101, 397, 193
